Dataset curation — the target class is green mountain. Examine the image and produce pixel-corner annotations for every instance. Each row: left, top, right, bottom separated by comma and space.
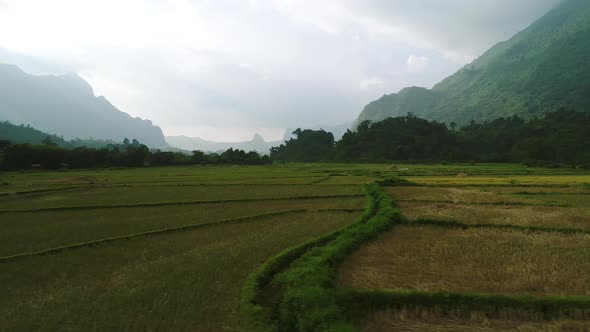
0, 121, 123, 148
0, 121, 67, 146
355, 0, 590, 126
0, 64, 169, 148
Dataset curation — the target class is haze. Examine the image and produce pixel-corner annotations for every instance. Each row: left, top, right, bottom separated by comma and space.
0, 0, 559, 141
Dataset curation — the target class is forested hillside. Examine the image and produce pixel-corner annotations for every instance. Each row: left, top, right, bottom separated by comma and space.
356, 0, 590, 126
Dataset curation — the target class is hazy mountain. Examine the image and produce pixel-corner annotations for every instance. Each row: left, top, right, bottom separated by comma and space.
166, 133, 282, 154
355, 0, 590, 126
0, 64, 168, 148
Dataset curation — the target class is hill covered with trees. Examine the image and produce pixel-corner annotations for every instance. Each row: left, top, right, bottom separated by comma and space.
273, 109, 590, 167
355, 0, 590, 127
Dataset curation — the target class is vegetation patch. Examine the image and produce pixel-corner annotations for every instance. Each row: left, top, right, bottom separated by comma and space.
241, 184, 402, 331
376, 177, 418, 187
346, 290, 590, 330
403, 219, 590, 236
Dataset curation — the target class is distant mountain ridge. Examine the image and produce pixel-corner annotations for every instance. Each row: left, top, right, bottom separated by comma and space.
0, 64, 168, 148
166, 133, 282, 154
167, 122, 353, 154
355, 0, 590, 126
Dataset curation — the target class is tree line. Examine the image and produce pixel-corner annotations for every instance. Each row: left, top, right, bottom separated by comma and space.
0, 139, 270, 170
271, 109, 590, 167
2, 109, 589, 170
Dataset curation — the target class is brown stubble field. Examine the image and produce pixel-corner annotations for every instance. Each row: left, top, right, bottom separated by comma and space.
340, 175, 590, 331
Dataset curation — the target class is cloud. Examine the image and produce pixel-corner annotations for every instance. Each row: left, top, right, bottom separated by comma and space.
0, 0, 560, 140
360, 77, 386, 91
406, 55, 430, 72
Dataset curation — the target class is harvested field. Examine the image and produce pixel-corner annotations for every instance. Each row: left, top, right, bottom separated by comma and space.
339, 226, 590, 296
399, 201, 590, 230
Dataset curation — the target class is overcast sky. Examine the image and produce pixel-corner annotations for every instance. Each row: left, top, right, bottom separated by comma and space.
0, 0, 559, 141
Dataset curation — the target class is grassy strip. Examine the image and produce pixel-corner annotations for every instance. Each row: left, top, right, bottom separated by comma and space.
309, 177, 332, 185
0, 186, 87, 196
417, 183, 585, 188
511, 191, 590, 196
240, 185, 380, 332
272, 184, 402, 331
403, 219, 590, 236
316, 208, 366, 213
0, 209, 309, 263
344, 288, 590, 321
0, 194, 365, 214
397, 198, 571, 207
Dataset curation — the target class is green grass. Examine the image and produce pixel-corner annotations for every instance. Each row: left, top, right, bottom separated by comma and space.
240, 184, 402, 332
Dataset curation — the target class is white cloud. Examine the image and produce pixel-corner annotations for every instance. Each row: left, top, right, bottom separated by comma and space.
0, 0, 560, 140
407, 55, 431, 72
360, 77, 386, 91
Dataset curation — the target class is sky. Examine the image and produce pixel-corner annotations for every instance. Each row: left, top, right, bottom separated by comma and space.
0, 0, 559, 141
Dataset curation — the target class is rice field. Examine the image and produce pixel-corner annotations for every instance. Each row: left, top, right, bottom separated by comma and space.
1, 163, 589, 331
339, 166, 590, 331
339, 226, 590, 296
1, 211, 357, 331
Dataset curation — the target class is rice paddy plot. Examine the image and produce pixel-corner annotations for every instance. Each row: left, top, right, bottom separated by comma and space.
338, 226, 590, 296
0, 211, 359, 332
399, 201, 590, 230
0, 184, 362, 211
0, 196, 365, 257
404, 175, 590, 187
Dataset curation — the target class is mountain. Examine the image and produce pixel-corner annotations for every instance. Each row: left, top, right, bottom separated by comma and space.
166, 133, 282, 154
355, 0, 590, 126
0, 64, 168, 148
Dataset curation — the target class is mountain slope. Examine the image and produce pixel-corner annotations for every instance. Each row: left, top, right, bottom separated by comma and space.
356, 0, 590, 126
0, 64, 168, 148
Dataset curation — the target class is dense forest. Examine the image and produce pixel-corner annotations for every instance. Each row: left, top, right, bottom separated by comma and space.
272, 109, 590, 167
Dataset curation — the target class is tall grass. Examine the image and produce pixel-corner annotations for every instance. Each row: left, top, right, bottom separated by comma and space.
240, 184, 402, 332
271, 184, 401, 331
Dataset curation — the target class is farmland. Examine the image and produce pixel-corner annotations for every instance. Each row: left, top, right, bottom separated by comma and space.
1, 163, 589, 331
